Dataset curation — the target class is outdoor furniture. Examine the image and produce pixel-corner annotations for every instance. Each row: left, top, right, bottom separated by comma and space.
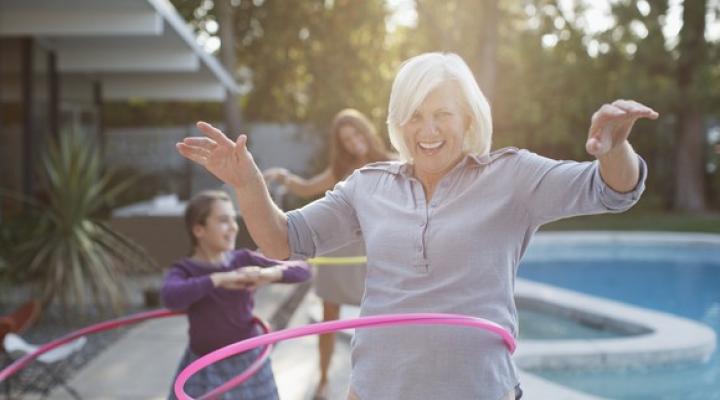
1, 300, 41, 398
0, 299, 83, 399
2, 333, 86, 399
0, 300, 41, 334
0, 319, 11, 399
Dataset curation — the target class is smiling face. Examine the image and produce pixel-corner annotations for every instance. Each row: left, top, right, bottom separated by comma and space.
192, 199, 238, 256
401, 81, 469, 182
338, 124, 369, 158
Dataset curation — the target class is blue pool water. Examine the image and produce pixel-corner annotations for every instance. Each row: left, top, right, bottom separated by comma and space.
518, 307, 628, 340
518, 237, 720, 400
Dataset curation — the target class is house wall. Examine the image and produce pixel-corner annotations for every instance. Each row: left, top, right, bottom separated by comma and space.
0, 38, 99, 217
104, 122, 325, 200
104, 122, 324, 267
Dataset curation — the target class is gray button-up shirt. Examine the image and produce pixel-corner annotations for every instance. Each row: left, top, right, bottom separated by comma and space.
288, 147, 646, 400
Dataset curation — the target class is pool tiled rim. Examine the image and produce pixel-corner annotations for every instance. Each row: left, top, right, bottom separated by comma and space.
515, 231, 719, 370
514, 278, 716, 369
530, 231, 720, 250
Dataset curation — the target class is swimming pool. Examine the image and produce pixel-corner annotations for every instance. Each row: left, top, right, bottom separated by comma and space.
518, 232, 720, 400
518, 307, 630, 340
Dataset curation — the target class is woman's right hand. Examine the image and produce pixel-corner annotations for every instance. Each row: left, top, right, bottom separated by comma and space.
176, 122, 256, 188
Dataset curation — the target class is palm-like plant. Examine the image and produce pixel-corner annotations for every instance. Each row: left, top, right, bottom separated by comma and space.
2, 132, 158, 313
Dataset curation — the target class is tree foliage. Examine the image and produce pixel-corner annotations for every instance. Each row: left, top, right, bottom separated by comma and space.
407, 0, 719, 209
168, 0, 720, 210
173, 0, 395, 133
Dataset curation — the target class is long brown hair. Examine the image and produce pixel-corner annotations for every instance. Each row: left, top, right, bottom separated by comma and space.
184, 190, 232, 250
328, 108, 389, 180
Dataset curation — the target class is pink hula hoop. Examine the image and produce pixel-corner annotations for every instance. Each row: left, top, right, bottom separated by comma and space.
0, 308, 272, 396
175, 313, 516, 400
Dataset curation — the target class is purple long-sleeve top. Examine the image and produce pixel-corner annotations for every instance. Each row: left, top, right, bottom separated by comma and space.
161, 249, 310, 356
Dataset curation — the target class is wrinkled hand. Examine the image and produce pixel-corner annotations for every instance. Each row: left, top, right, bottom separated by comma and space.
176, 122, 256, 187
586, 100, 659, 157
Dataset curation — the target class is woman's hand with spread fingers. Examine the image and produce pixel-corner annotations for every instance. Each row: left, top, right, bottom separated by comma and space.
176, 122, 258, 188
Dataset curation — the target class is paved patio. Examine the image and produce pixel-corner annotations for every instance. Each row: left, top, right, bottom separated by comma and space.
40, 283, 604, 400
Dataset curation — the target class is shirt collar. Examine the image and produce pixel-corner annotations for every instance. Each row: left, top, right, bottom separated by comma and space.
467, 146, 520, 166
373, 147, 520, 178
397, 147, 520, 177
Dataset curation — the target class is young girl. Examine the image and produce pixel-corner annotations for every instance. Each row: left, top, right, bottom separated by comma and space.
162, 190, 311, 400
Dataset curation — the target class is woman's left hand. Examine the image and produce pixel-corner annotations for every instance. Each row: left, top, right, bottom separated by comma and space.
586, 100, 659, 157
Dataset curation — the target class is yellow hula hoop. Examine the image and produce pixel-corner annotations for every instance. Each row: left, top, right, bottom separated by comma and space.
308, 256, 367, 266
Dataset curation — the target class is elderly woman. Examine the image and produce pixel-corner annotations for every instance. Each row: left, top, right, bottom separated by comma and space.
177, 52, 657, 400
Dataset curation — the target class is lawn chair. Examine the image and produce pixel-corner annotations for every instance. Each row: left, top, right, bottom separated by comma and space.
0, 318, 13, 398
2, 333, 86, 399
0, 299, 83, 399
1, 299, 41, 398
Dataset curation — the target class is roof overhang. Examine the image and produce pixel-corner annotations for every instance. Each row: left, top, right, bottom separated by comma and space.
0, 0, 240, 101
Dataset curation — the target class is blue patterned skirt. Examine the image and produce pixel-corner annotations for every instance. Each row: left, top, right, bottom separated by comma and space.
168, 345, 279, 400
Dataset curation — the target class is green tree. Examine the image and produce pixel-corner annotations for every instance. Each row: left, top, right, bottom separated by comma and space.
408, 1, 609, 159
217, 0, 244, 136
674, 0, 709, 211
410, 0, 501, 101
170, 0, 720, 210
173, 0, 395, 134
596, 0, 719, 210
419, 0, 719, 210
492, 1, 609, 158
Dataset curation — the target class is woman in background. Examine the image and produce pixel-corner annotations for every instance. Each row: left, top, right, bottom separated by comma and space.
263, 109, 393, 399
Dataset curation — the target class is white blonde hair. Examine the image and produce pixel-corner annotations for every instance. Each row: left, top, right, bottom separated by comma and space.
386, 52, 493, 161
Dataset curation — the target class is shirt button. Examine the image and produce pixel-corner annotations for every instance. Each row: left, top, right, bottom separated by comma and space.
419, 221, 425, 227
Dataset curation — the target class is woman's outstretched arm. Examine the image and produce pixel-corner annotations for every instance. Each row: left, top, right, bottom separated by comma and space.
176, 122, 290, 259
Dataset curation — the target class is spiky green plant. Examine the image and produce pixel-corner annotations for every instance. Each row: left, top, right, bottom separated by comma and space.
1, 132, 158, 313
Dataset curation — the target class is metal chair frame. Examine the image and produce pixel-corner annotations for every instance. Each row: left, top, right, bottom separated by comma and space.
0, 300, 83, 399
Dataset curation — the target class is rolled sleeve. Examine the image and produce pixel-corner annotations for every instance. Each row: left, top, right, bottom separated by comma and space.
286, 173, 363, 261
287, 210, 319, 260
520, 150, 648, 226
593, 155, 647, 212
160, 268, 214, 310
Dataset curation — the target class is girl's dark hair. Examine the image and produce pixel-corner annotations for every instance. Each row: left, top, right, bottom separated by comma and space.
184, 190, 232, 248
329, 108, 389, 180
